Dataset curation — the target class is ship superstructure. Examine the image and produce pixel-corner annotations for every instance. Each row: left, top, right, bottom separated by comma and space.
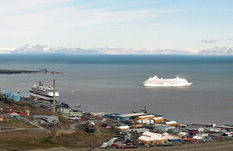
29, 82, 59, 101
143, 76, 192, 87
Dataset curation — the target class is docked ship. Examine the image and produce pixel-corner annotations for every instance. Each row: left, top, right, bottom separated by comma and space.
143, 76, 192, 87
29, 82, 59, 101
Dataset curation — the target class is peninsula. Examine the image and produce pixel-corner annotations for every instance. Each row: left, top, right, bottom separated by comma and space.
0, 68, 63, 74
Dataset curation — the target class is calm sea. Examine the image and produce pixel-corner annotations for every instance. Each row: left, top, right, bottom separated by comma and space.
0, 54, 232, 125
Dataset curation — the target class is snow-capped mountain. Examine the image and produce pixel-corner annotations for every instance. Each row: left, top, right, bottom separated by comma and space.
3, 44, 233, 55
13, 44, 103, 54
198, 47, 233, 55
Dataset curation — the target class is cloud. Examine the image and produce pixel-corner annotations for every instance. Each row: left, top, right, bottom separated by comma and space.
0, 1, 179, 30
201, 38, 217, 44
0, 47, 16, 54
62, 8, 178, 27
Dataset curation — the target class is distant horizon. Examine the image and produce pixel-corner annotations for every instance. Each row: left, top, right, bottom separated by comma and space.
1, 52, 233, 57
0, 44, 233, 55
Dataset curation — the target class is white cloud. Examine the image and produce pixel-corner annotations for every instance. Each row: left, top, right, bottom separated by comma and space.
0, 47, 16, 54
201, 38, 217, 44
0, 1, 179, 31
61, 8, 178, 27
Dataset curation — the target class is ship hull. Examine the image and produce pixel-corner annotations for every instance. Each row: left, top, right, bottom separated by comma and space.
143, 82, 192, 87
29, 92, 58, 101
29, 82, 59, 101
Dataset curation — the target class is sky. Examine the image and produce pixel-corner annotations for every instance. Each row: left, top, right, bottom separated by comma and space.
0, 0, 232, 54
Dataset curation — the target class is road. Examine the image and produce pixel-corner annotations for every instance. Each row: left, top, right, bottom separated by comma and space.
20, 117, 45, 129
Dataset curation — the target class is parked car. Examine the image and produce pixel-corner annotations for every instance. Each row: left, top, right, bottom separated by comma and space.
189, 130, 199, 135
183, 138, 197, 143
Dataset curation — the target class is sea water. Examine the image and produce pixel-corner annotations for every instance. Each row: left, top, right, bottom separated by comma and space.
0, 54, 232, 125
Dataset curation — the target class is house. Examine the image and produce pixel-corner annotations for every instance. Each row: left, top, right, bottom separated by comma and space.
42, 115, 59, 123
0, 113, 20, 121
69, 110, 83, 117
5, 92, 11, 99
10, 112, 20, 120
138, 132, 168, 145
13, 95, 20, 101
3, 113, 11, 121
163, 134, 181, 142
131, 128, 150, 134
117, 125, 130, 131
4, 110, 12, 114
32, 115, 59, 123
0, 115, 5, 121
134, 115, 155, 124
17, 110, 29, 116
32, 115, 46, 121
153, 117, 165, 124
56, 103, 72, 114
165, 120, 179, 126
154, 124, 176, 132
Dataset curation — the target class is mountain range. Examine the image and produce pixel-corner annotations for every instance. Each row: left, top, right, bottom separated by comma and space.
4, 44, 233, 55
198, 47, 233, 55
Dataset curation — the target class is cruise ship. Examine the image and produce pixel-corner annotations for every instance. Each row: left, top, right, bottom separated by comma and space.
29, 82, 59, 101
143, 76, 192, 87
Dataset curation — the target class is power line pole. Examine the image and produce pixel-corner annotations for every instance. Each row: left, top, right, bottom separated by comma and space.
53, 80, 56, 112
90, 133, 95, 151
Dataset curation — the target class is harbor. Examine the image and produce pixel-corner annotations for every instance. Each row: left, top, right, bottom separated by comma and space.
0, 55, 232, 150
0, 83, 233, 151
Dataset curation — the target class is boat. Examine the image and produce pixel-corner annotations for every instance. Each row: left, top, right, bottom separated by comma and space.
132, 104, 147, 113
29, 82, 59, 101
75, 100, 81, 107
143, 76, 192, 87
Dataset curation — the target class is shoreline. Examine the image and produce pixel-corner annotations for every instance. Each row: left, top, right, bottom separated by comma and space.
1, 99, 233, 151
0, 69, 63, 74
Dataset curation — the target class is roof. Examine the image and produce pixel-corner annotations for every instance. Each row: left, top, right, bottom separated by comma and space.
108, 137, 118, 142
142, 132, 162, 137
166, 121, 177, 124
135, 115, 155, 120
43, 115, 58, 120
117, 125, 129, 129
10, 113, 20, 116
163, 134, 180, 140
115, 113, 146, 117
151, 135, 168, 140
56, 105, 71, 109
138, 136, 154, 142
33, 115, 46, 119
153, 117, 164, 120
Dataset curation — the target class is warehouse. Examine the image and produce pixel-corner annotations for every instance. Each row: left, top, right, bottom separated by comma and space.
112, 113, 146, 120
134, 115, 155, 124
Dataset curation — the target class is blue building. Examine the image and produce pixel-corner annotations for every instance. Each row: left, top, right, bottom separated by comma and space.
112, 113, 146, 121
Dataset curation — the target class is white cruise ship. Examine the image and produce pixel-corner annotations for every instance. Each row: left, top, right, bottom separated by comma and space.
143, 76, 192, 87
29, 82, 59, 101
